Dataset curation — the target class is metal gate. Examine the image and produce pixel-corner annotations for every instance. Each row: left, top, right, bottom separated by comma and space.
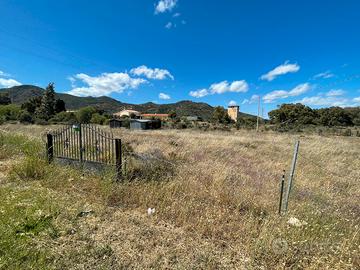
46, 124, 122, 180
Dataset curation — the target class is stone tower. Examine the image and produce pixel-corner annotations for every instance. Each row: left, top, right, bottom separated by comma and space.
227, 105, 240, 122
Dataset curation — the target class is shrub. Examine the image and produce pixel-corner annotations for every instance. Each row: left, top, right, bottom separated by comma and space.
76, 107, 97, 123
0, 104, 22, 121
91, 113, 107, 125
19, 111, 34, 124
11, 156, 47, 181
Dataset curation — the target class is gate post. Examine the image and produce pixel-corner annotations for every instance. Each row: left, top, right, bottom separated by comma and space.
47, 133, 54, 163
115, 138, 122, 181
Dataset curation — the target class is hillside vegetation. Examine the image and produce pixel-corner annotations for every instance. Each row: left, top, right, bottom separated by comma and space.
0, 124, 359, 269
1, 85, 257, 120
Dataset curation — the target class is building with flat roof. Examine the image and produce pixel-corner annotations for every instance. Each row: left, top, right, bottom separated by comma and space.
227, 105, 240, 122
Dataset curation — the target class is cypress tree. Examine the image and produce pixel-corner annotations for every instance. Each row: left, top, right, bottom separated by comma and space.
36, 83, 56, 120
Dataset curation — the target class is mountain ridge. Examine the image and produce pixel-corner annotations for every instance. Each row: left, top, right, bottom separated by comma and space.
0, 85, 257, 120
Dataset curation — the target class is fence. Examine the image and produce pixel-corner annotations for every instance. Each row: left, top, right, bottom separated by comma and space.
46, 124, 123, 180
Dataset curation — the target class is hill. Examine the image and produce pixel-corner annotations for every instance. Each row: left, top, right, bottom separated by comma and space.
0, 85, 257, 120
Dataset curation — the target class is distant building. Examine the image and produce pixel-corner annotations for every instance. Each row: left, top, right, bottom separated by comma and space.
227, 105, 240, 122
141, 113, 169, 120
186, 116, 202, 121
130, 119, 161, 130
113, 109, 141, 118
109, 119, 127, 128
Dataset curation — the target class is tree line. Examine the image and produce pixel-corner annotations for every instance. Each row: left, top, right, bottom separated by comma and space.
268, 103, 360, 128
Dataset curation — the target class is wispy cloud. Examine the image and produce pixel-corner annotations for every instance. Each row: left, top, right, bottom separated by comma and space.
295, 89, 360, 107
260, 61, 300, 81
0, 70, 10, 77
353, 97, 360, 103
263, 83, 311, 103
130, 65, 174, 80
241, 94, 260, 105
326, 89, 346, 97
189, 89, 208, 98
0, 70, 21, 88
159, 92, 171, 100
173, 12, 181, 17
228, 100, 237, 106
165, 22, 173, 29
0, 78, 22, 88
189, 80, 249, 98
314, 71, 335, 79
155, 0, 178, 14
68, 72, 147, 97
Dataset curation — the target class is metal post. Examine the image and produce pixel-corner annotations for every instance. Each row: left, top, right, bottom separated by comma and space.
278, 170, 285, 215
256, 95, 260, 132
47, 133, 54, 163
284, 140, 300, 213
115, 138, 122, 181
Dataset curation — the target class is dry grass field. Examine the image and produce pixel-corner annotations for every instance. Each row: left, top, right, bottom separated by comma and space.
0, 124, 359, 269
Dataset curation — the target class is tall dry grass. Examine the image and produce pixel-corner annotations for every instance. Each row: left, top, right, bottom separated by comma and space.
0, 123, 359, 269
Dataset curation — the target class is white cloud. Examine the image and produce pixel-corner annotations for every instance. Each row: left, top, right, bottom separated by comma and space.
242, 94, 260, 105
210, 80, 249, 94
189, 89, 209, 98
130, 65, 174, 80
250, 94, 260, 104
295, 90, 360, 107
326, 89, 345, 97
314, 71, 335, 79
189, 80, 248, 98
155, 0, 177, 14
296, 95, 355, 107
0, 78, 21, 88
228, 100, 237, 106
352, 97, 360, 103
68, 72, 147, 97
261, 61, 300, 81
263, 83, 311, 103
159, 92, 171, 100
173, 12, 181, 17
165, 22, 173, 29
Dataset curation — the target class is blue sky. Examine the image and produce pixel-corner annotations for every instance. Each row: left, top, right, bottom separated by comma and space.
1, 0, 360, 116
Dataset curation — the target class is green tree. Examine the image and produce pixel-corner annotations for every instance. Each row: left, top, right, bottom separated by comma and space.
76, 106, 96, 123
0, 93, 11, 105
54, 99, 66, 113
36, 83, 56, 120
18, 111, 33, 124
212, 106, 232, 124
90, 113, 107, 125
21, 96, 42, 114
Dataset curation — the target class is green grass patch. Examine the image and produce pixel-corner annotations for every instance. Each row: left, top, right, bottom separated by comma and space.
0, 186, 59, 269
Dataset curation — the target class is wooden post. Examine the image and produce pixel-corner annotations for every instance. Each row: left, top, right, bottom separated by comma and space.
278, 170, 286, 215
284, 140, 300, 213
47, 133, 54, 163
79, 124, 83, 163
115, 138, 122, 181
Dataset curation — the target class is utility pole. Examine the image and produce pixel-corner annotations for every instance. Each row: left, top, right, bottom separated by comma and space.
256, 95, 260, 132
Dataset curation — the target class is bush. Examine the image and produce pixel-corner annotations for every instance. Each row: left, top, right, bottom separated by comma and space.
11, 156, 47, 181
0, 104, 22, 121
76, 107, 97, 123
19, 111, 34, 124
49, 112, 77, 124
91, 113, 107, 125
